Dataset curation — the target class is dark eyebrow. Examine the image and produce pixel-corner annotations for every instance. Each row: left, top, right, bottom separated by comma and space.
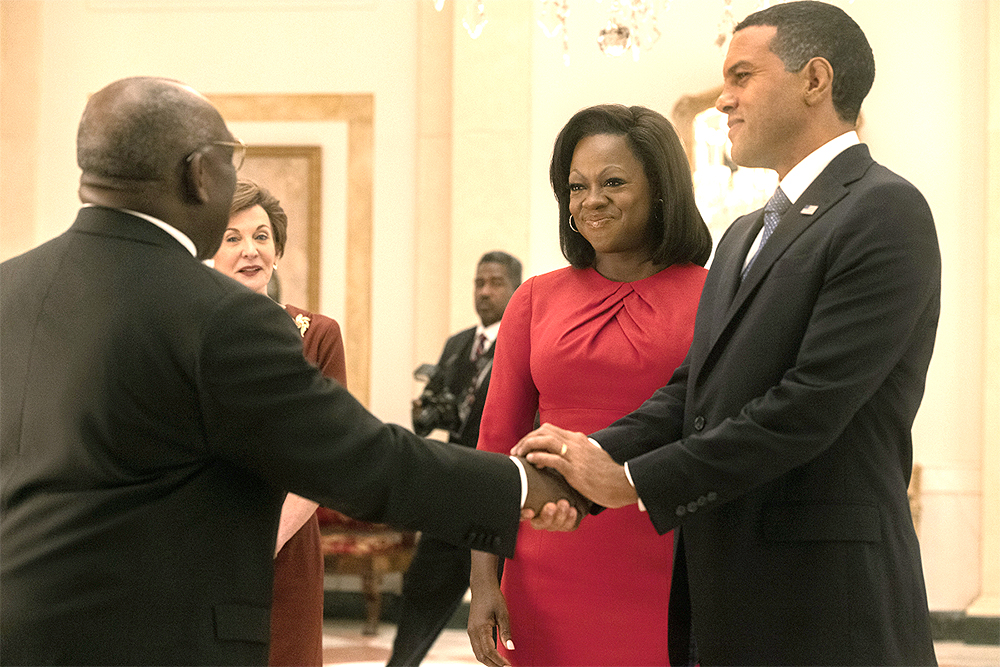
725, 60, 753, 77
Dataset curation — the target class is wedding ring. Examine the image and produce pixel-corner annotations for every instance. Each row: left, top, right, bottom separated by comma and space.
560, 443, 568, 457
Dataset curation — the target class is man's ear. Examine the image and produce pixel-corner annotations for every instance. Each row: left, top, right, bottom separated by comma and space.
802, 56, 834, 107
182, 151, 212, 204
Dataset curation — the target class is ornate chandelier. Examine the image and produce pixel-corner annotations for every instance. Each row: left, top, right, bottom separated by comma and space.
435, 0, 777, 65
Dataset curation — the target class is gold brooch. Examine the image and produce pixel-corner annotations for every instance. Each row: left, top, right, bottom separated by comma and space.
293, 313, 311, 337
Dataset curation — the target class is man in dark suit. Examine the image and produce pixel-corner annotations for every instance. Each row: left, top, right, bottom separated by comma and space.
389, 251, 521, 666
0, 77, 582, 667
515, 3, 939, 665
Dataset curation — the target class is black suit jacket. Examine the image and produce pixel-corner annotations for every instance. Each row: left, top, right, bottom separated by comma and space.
0, 207, 521, 666
594, 145, 939, 666
424, 326, 494, 448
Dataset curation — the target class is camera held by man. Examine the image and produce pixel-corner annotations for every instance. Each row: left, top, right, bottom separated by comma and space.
411, 363, 460, 438
390, 251, 522, 667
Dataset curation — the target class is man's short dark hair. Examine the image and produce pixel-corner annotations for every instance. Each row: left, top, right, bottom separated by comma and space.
479, 251, 522, 288
736, 0, 874, 124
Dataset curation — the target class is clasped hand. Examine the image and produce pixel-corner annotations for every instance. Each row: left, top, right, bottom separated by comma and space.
518, 455, 589, 531
514, 423, 638, 523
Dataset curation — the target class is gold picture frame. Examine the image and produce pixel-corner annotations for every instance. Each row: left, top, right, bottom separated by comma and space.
672, 86, 777, 241
239, 145, 322, 313
206, 94, 374, 406
672, 85, 724, 172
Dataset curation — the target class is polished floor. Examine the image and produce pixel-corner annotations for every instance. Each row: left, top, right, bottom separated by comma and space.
322, 617, 1000, 667
322, 618, 472, 666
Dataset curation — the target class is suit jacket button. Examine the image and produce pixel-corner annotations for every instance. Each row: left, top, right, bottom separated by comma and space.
693, 416, 706, 430
675, 505, 686, 517
687, 501, 699, 513
707, 492, 718, 502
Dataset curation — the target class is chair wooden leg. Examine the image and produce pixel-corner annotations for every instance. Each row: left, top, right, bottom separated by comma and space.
361, 570, 383, 636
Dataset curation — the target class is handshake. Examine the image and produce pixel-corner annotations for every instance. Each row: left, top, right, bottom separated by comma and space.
518, 456, 590, 530
515, 423, 640, 531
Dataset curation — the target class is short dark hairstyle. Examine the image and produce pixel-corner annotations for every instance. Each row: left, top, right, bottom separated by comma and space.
479, 250, 523, 288
77, 76, 217, 181
549, 104, 712, 270
229, 179, 289, 258
735, 0, 874, 124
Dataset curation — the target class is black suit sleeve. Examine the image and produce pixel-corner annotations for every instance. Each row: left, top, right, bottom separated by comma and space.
426, 329, 474, 396
603, 173, 939, 536
198, 293, 521, 557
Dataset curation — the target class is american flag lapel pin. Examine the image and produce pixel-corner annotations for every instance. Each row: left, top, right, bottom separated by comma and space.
800, 205, 818, 215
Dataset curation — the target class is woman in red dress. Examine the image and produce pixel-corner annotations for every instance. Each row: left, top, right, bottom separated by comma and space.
469, 105, 712, 667
214, 180, 346, 667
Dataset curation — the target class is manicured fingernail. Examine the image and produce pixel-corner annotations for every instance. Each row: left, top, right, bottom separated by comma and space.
505, 640, 515, 650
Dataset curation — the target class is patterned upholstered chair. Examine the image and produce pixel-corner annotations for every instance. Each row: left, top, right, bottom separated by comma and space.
315, 507, 417, 635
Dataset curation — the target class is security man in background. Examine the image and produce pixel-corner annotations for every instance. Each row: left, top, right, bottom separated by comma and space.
388, 250, 522, 666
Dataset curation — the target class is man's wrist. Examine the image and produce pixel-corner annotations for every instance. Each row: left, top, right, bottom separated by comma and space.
591, 437, 644, 511
510, 456, 528, 508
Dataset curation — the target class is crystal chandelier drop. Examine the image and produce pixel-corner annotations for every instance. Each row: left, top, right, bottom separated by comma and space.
595, 0, 666, 62
435, 0, 768, 65
434, 1, 860, 65
716, 0, 739, 49
437, 0, 673, 65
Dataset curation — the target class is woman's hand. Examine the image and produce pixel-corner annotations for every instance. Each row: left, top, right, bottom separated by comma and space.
468, 557, 514, 667
522, 498, 583, 531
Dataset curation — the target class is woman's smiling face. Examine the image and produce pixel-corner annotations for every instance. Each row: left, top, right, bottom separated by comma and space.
213, 204, 277, 295
568, 133, 653, 267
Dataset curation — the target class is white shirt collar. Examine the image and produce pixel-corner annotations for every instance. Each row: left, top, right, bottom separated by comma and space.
742, 131, 861, 270
475, 321, 502, 345
83, 204, 198, 257
778, 130, 860, 203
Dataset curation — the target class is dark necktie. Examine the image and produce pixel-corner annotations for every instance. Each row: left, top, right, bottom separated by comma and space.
742, 186, 791, 281
460, 334, 490, 426
472, 332, 488, 362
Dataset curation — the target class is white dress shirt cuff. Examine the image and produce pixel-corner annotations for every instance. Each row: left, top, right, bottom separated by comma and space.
589, 438, 646, 512
623, 461, 647, 512
510, 456, 528, 508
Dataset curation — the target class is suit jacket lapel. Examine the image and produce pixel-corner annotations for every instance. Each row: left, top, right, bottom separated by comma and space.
700, 145, 875, 373
719, 212, 765, 306
687, 213, 762, 383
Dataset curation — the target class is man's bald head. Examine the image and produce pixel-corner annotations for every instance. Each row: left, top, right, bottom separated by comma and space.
77, 77, 225, 182
76, 77, 239, 259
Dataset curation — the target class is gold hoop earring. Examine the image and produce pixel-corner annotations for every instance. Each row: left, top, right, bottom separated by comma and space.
569, 215, 580, 233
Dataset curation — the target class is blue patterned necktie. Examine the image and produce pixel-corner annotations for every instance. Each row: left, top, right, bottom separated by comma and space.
742, 186, 791, 281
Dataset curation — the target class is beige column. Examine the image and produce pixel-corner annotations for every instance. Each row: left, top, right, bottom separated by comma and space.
968, 0, 1000, 618
414, 1, 455, 370
449, 0, 533, 330
0, 0, 43, 261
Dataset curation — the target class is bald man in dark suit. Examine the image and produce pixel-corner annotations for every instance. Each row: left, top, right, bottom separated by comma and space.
0, 76, 583, 666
